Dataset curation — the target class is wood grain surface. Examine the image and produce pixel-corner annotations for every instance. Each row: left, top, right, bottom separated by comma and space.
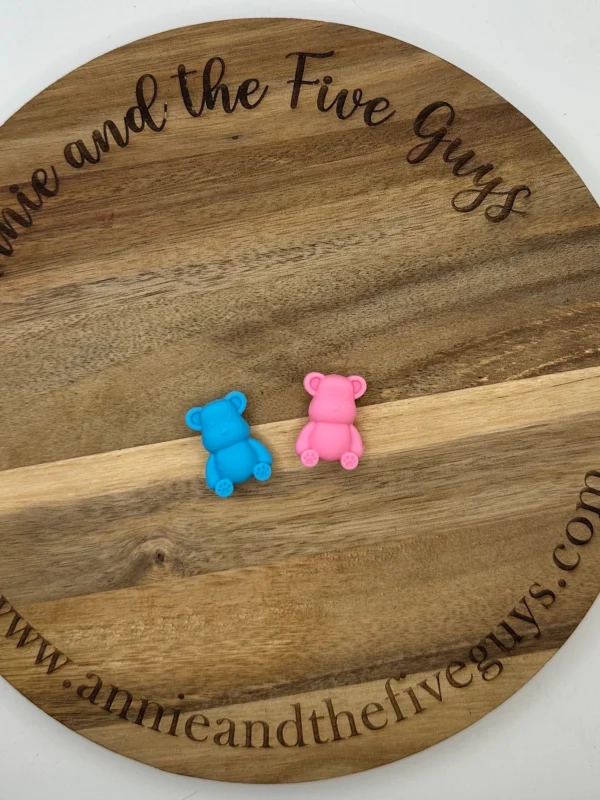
0, 17, 599, 784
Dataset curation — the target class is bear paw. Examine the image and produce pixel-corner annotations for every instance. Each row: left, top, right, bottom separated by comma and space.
254, 462, 272, 482
300, 449, 319, 468
341, 452, 359, 471
215, 478, 234, 498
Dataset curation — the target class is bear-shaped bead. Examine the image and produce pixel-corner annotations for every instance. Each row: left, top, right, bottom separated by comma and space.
185, 391, 273, 498
296, 373, 367, 470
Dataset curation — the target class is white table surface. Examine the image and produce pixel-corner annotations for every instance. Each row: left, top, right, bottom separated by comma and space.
2, 1, 600, 798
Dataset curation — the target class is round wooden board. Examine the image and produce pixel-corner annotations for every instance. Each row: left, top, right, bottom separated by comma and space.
1, 17, 600, 785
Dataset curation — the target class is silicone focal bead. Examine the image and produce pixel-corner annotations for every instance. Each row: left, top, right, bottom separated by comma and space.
296, 372, 367, 470
185, 391, 273, 497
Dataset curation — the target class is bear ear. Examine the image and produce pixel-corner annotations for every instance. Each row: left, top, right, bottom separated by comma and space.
185, 406, 204, 431
348, 375, 367, 399
304, 372, 324, 396
225, 391, 247, 414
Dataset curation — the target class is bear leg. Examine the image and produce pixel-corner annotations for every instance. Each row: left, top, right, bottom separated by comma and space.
215, 478, 234, 498
340, 452, 359, 470
300, 449, 320, 468
254, 462, 272, 482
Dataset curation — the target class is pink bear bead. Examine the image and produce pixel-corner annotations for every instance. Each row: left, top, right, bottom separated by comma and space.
296, 372, 367, 470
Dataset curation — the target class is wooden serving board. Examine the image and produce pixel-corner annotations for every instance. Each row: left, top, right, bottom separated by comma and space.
1, 17, 600, 784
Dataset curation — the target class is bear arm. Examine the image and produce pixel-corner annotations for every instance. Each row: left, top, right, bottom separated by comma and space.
248, 437, 273, 465
295, 421, 316, 455
205, 454, 221, 490
349, 424, 364, 458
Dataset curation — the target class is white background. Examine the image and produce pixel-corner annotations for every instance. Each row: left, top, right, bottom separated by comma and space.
1, 1, 600, 798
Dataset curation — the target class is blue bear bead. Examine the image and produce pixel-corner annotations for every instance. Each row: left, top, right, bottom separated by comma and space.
185, 391, 273, 497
